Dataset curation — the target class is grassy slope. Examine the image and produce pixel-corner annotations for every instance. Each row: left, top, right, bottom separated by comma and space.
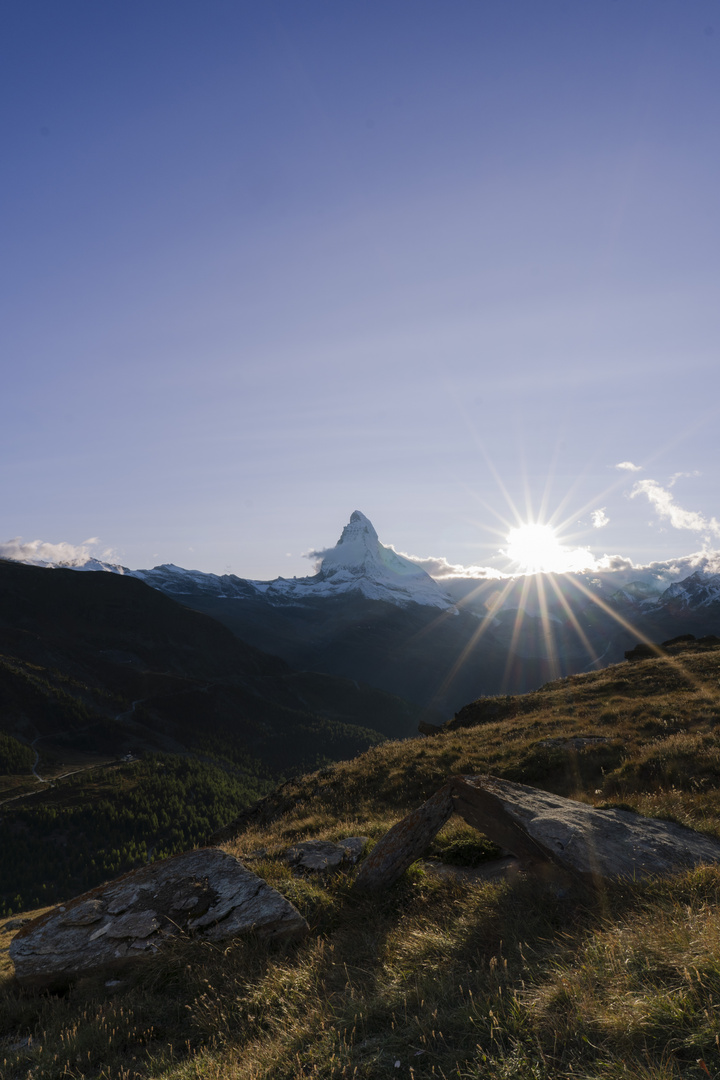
2, 642, 720, 1079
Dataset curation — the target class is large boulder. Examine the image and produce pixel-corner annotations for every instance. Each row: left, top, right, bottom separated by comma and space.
453, 775, 720, 880
10, 847, 308, 990
353, 775, 720, 892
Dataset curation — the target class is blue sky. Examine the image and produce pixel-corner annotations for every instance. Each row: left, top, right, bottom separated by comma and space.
2, 1, 719, 578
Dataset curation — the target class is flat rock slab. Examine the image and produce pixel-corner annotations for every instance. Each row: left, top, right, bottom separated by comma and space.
352, 775, 720, 893
353, 785, 455, 891
285, 837, 369, 872
454, 776, 720, 881
10, 847, 308, 990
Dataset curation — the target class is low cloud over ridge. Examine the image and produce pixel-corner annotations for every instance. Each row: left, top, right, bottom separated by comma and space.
0, 537, 117, 567
391, 550, 505, 581
400, 547, 720, 585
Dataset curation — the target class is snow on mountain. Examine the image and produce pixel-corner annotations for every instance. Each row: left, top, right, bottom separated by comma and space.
607, 579, 665, 610
258, 511, 456, 609
131, 563, 260, 600
0, 553, 129, 574
661, 570, 720, 609
5, 514, 719, 617
127, 513, 454, 608
8, 512, 455, 610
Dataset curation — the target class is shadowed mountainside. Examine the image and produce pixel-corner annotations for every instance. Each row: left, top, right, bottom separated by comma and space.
0, 559, 430, 776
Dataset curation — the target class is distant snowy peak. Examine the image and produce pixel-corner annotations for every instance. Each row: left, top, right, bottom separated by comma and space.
4, 554, 128, 574
131, 564, 260, 600
261, 511, 456, 609
609, 569, 720, 612
76, 512, 456, 610
662, 570, 720, 609
337, 510, 378, 547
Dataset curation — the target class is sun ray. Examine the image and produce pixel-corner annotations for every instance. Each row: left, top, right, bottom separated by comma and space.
502, 574, 534, 688
545, 573, 604, 671
537, 437, 563, 530
427, 575, 521, 708
564, 575, 720, 706
465, 439, 528, 530
534, 572, 560, 681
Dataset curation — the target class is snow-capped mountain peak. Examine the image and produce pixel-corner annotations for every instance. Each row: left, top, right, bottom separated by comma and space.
338, 509, 377, 543
263, 511, 456, 609
662, 570, 720, 609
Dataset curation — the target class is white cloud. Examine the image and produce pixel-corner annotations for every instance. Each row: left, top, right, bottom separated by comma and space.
593, 553, 636, 572
591, 508, 609, 529
631, 479, 720, 538
669, 470, 700, 487
0, 536, 116, 567
616, 461, 642, 472
304, 543, 506, 580
596, 549, 720, 582
393, 550, 506, 580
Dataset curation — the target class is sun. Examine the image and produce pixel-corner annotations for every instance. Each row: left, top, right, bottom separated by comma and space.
505, 523, 595, 575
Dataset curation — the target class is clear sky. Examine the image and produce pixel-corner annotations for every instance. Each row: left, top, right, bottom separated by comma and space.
2, 1, 719, 579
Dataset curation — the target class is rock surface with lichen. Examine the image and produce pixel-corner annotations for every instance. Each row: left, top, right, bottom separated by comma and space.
10, 847, 308, 989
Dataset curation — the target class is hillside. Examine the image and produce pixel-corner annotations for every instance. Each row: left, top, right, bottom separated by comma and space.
0, 559, 430, 914
2, 638, 720, 1078
0, 558, 430, 773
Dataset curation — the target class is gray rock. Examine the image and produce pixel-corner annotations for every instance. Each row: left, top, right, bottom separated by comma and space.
353, 785, 455, 891
285, 837, 369, 872
10, 847, 308, 990
339, 836, 370, 863
418, 720, 443, 736
352, 775, 720, 893
3, 918, 30, 932
454, 775, 720, 881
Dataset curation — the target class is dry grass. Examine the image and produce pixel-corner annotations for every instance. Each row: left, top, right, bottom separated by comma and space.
2, 645, 720, 1079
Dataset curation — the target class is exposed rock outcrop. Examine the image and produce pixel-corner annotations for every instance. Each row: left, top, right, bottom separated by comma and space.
285, 837, 369, 872
352, 785, 455, 891
353, 775, 720, 892
453, 776, 720, 879
10, 848, 308, 990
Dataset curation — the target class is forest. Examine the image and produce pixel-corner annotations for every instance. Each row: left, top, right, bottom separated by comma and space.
0, 755, 272, 915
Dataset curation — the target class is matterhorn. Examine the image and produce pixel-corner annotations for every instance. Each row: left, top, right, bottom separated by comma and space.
259, 511, 455, 609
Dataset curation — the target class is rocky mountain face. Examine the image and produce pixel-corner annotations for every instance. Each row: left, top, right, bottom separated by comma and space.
130, 510, 455, 611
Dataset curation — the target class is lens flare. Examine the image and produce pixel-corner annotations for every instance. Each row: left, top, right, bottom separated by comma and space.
504, 523, 595, 574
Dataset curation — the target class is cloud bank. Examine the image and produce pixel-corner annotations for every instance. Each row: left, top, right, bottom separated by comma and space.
391, 550, 505, 580
401, 547, 720, 585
